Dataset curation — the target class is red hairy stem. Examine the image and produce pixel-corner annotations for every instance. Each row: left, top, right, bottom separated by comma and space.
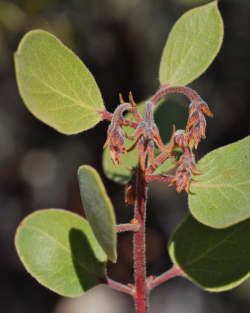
97, 109, 139, 129
147, 265, 184, 291
133, 165, 148, 313
116, 223, 140, 232
106, 277, 135, 296
122, 119, 139, 130
146, 150, 171, 175
146, 174, 174, 183
151, 85, 202, 106
97, 110, 113, 120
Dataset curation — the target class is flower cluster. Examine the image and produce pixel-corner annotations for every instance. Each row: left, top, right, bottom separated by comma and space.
167, 125, 189, 152
165, 97, 213, 192
103, 93, 143, 168
103, 103, 134, 167
103, 86, 213, 194
186, 100, 213, 149
126, 101, 175, 171
165, 126, 201, 192
170, 146, 202, 192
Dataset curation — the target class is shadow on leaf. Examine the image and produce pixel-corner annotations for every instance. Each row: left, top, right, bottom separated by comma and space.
69, 228, 106, 293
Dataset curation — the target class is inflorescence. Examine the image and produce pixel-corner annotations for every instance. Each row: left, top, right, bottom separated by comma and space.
103, 86, 213, 195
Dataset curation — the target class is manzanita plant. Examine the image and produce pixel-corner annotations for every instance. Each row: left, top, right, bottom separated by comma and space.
14, 2, 250, 313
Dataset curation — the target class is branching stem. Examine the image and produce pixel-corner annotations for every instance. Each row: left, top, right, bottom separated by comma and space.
106, 277, 135, 296
116, 223, 140, 232
97, 109, 139, 129
146, 151, 172, 175
146, 174, 174, 183
147, 265, 185, 291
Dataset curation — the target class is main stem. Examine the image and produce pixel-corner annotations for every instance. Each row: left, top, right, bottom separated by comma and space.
134, 165, 148, 313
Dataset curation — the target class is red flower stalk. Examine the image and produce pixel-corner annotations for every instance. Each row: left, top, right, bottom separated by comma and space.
186, 101, 213, 149
126, 101, 175, 171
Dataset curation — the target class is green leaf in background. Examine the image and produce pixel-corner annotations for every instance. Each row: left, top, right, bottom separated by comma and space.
103, 98, 188, 183
189, 136, 250, 228
14, 30, 104, 134
15, 209, 107, 297
78, 165, 116, 262
159, 1, 223, 86
174, 0, 211, 7
169, 213, 250, 291
0, 1, 26, 32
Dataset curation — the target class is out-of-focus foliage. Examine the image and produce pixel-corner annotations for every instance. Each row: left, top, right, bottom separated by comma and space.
174, 0, 212, 7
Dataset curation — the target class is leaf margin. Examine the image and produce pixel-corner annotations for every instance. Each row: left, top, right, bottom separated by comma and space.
14, 208, 108, 297
14, 29, 105, 135
159, 0, 224, 86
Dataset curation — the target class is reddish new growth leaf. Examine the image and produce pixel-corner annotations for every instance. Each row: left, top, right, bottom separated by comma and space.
125, 170, 137, 206
126, 101, 175, 171
186, 101, 213, 149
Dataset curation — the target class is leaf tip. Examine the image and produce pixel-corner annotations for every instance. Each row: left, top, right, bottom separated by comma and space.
109, 251, 117, 263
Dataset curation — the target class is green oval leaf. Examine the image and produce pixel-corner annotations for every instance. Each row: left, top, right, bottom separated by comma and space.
103, 98, 188, 184
189, 136, 250, 228
169, 213, 250, 291
159, 1, 223, 86
78, 165, 116, 262
15, 209, 107, 297
14, 30, 104, 134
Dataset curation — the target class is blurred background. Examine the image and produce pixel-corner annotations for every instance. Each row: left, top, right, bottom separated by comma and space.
0, 0, 250, 312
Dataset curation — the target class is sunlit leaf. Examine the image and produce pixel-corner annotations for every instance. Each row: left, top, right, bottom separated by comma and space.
189, 136, 250, 228
78, 165, 116, 262
15, 209, 107, 297
169, 213, 250, 291
15, 30, 104, 134
159, 1, 223, 86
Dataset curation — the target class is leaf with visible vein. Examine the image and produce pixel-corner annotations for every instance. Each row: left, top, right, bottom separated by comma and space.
15, 30, 104, 134
189, 136, 250, 228
159, 1, 223, 86
169, 213, 250, 291
15, 209, 107, 297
